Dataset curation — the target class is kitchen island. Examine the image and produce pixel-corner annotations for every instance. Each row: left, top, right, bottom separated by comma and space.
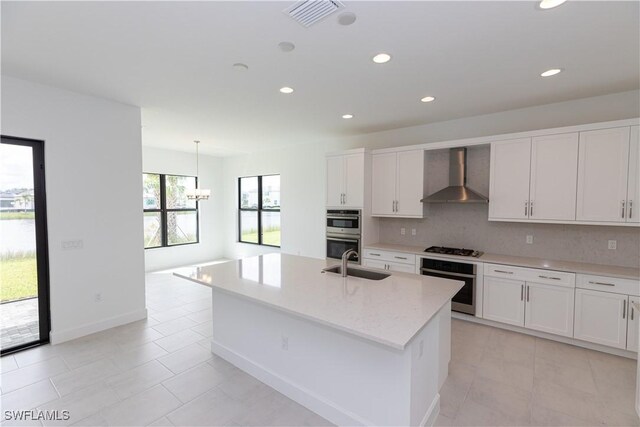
175, 253, 463, 426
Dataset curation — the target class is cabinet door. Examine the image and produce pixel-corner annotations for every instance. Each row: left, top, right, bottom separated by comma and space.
524, 282, 574, 337
529, 133, 579, 221
372, 153, 397, 215
627, 126, 639, 223
489, 138, 532, 220
326, 156, 344, 207
483, 276, 525, 327
395, 150, 425, 217
574, 288, 628, 349
343, 154, 364, 208
628, 297, 639, 352
362, 259, 388, 270
576, 127, 630, 222
386, 261, 416, 274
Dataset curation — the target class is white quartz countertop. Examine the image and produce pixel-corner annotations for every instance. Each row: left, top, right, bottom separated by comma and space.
366, 243, 640, 280
174, 253, 463, 351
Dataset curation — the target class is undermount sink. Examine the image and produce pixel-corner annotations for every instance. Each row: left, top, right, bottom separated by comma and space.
322, 265, 390, 281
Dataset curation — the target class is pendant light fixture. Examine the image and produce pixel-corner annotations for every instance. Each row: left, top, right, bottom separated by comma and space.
186, 140, 210, 200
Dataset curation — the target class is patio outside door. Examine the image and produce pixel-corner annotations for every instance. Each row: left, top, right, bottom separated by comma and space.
0, 136, 50, 354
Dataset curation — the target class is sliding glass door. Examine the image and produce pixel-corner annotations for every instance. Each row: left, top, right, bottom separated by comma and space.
0, 136, 50, 354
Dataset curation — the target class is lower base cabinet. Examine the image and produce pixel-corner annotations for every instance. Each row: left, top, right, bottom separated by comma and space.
483, 276, 575, 337
628, 297, 639, 352
574, 288, 637, 350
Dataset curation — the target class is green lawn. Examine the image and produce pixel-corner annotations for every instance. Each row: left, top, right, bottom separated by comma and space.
241, 229, 281, 246
0, 211, 35, 220
0, 256, 38, 302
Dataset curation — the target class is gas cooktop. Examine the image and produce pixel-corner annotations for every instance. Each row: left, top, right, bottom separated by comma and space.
424, 246, 482, 258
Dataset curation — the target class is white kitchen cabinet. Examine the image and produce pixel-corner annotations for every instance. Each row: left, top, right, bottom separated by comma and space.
628, 297, 639, 352
371, 150, 425, 217
627, 126, 639, 224
576, 127, 631, 222
489, 138, 531, 220
326, 152, 364, 208
524, 281, 574, 337
483, 276, 525, 327
362, 258, 388, 270
529, 133, 579, 221
362, 248, 417, 273
574, 288, 628, 349
362, 258, 415, 273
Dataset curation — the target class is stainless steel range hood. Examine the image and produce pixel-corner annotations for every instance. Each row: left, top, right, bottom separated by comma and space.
421, 147, 489, 203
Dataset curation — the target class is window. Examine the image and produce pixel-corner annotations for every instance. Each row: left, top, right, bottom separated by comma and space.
143, 173, 199, 249
239, 174, 280, 247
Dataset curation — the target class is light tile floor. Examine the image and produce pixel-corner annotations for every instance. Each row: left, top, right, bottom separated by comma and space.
0, 298, 40, 349
0, 271, 638, 426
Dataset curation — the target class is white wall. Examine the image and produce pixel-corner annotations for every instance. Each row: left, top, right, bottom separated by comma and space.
142, 146, 225, 271
220, 90, 640, 263
1, 76, 146, 343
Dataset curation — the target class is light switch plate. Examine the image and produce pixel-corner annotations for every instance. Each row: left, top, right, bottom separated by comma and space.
400, 228, 406, 236
62, 240, 83, 250
608, 240, 617, 250
411, 229, 417, 236
526, 235, 533, 244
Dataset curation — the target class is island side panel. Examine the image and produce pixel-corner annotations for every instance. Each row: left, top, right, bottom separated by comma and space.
210, 289, 434, 426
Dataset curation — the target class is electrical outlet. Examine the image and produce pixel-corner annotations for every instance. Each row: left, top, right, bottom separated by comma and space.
608, 240, 617, 250
400, 228, 406, 236
94, 293, 102, 302
281, 336, 289, 351
411, 229, 417, 236
62, 239, 83, 250
526, 235, 534, 244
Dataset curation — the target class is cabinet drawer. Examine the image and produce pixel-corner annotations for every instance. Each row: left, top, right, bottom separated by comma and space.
363, 248, 416, 265
484, 263, 575, 287
577, 274, 640, 296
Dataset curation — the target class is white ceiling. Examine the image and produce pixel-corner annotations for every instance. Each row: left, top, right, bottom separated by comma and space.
2, 1, 639, 156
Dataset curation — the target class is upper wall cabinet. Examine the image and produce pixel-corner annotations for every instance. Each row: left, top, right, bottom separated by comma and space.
626, 126, 639, 224
326, 152, 364, 208
576, 127, 630, 223
372, 150, 426, 217
489, 133, 579, 221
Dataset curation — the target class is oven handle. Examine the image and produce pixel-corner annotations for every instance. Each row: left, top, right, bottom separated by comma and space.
327, 216, 360, 220
327, 236, 359, 243
420, 268, 476, 279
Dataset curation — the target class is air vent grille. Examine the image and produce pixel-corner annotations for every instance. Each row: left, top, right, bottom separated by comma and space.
284, 0, 345, 27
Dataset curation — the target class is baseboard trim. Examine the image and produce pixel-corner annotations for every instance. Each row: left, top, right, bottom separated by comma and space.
50, 308, 147, 344
453, 312, 638, 360
211, 339, 374, 427
422, 394, 440, 427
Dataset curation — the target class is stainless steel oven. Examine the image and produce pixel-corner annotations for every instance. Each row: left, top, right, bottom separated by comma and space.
326, 209, 361, 263
326, 210, 360, 236
421, 258, 476, 315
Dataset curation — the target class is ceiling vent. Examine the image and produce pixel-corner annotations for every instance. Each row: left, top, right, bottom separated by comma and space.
284, 0, 345, 27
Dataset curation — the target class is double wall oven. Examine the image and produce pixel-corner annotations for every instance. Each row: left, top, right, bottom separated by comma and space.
326, 209, 361, 263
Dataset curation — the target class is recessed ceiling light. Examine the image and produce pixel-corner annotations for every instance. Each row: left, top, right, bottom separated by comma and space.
342, 114, 354, 119
337, 12, 357, 26
420, 96, 435, 103
278, 42, 295, 52
279, 87, 294, 94
539, 0, 567, 9
372, 53, 391, 64
540, 68, 562, 77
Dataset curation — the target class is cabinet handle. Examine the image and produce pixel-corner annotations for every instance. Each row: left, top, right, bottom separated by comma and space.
343, 193, 347, 205
524, 201, 528, 216
588, 281, 615, 287
530, 200, 534, 217
622, 200, 626, 219
395, 200, 399, 212
494, 269, 513, 275
395, 256, 407, 260
623, 300, 627, 319
520, 284, 524, 301
369, 253, 381, 256
526, 285, 530, 302
538, 275, 561, 281
632, 304, 635, 321
630, 200, 633, 219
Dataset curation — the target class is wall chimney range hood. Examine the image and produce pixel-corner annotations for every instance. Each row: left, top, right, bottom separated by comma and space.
421, 147, 489, 204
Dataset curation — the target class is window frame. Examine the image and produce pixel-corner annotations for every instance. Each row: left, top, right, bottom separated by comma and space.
143, 173, 200, 249
238, 174, 280, 248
